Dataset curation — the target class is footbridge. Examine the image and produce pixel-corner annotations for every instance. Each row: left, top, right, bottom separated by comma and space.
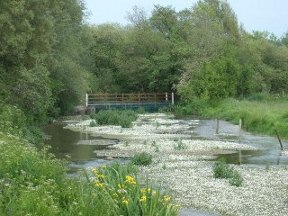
85, 92, 174, 112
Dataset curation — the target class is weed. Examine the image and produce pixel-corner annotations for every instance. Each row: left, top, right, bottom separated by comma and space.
151, 140, 157, 147
124, 141, 129, 147
131, 152, 152, 166
162, 164, 167, 170
229, 171, 243, 187
155, 146, 160, 152
92, 110, 137, 128
174, 139, 186, 150
213, 159, 243, 187
90, 120, 97, 127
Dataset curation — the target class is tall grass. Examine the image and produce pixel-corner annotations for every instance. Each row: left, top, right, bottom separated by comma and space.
175, 96, 288, 139
91, 110, 137, 128
90, 163, 179, 216
204, 98, 288, 138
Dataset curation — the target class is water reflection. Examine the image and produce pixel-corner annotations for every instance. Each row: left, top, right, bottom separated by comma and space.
43, 123, 119, 169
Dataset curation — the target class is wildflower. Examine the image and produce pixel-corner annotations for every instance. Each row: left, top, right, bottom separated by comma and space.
96, 174, 105, 180
95, 182, 104, 188
122, 197, 129, 205
112, 193, 118, 198
125, 175, 136, 185
163, 195, 171, 202
140, 195, 147, 203
141, 187, 151, 194
92, 168, 99, 176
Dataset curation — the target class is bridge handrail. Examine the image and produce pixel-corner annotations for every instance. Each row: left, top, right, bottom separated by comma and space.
86, 92, 174, 106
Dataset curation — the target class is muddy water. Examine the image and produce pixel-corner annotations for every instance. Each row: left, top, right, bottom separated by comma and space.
43, 123, 123, 172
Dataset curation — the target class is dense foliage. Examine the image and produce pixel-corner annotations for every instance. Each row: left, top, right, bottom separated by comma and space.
87, 0, 288, 105
0, 0, 92, 120
1, 0, 288, 122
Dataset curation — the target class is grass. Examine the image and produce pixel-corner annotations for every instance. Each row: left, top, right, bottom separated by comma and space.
175, 96, 288, 139
91, 110, 137, 128
204, 98, 288, 139
213, 159, 243, 187
131, 152, 153, 166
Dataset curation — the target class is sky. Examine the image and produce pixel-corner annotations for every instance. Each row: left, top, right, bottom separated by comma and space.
84, 0, 288, 37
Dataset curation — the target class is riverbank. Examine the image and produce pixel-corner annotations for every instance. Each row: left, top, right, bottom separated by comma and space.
65, 113, 288, 216
176, 97, 288, 139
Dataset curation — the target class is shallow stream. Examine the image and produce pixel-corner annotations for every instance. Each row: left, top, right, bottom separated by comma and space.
43, 115, 288, 172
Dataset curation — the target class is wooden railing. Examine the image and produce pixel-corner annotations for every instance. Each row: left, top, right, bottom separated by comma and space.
86, 93, 174, 106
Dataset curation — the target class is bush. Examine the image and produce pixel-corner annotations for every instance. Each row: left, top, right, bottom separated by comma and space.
131, 152, 153, 166
174, 139, 187, 151
92, 110, 137, 128
90, 120, 97, 127
213, 159, 243, 187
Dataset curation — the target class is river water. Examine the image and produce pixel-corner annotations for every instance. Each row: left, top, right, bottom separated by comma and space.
43, 116, 288, 171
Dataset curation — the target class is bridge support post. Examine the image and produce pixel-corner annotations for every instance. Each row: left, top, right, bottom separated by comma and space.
171, 92, 175, 105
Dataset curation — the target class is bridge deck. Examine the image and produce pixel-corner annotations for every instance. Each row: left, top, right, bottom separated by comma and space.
86, 93, 174, 111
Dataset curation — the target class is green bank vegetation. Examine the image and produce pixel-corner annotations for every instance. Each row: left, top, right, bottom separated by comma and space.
91, 110, 138, 128
2, 0, 288, 122
205, 97, 288, 139
176, 95, 288, 139
0, 131, 178, 215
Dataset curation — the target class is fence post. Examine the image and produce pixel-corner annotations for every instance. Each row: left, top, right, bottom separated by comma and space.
275, 129, 284, 151
238, 118, 242, 142
171, 92, 174, 105
85, 93, 88, 107
216, 118, 219, 134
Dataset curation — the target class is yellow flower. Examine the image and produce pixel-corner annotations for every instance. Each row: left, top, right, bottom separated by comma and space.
95, 182, 104, 188
139, 195, 147, 203
122, 198, 129, 205
112, 193, 118, 199
92, 168, 98, 175
141, 187, 151, 194
96, 174, 105, 180
163, 195, 171, 202
125, 175, 136, 185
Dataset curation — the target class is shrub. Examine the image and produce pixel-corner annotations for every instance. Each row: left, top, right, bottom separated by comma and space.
131, 152, 152, 166
213, 159, 243, 187
92, 110, 137, 128
174, 139, 186, 151
90, 120, 97, 127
